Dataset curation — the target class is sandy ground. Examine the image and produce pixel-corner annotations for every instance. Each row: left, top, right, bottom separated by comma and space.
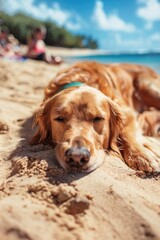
19, 45, 107, 57
0, 56, 160, 240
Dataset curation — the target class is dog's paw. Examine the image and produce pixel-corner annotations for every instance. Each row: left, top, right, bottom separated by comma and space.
126, 147, 160, 173
143, 137, 160, 158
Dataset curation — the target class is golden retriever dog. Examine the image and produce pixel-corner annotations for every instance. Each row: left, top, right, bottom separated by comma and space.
31, 62, 160, 173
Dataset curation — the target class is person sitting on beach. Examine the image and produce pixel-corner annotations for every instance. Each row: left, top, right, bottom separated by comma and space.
0, 27, 12, 57
25, 26, 62, 65
0, 26, 21, 59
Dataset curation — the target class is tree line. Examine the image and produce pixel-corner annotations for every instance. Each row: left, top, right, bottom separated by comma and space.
0, 11, 98, 49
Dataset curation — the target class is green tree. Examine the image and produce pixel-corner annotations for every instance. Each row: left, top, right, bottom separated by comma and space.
0, 11, 98, 49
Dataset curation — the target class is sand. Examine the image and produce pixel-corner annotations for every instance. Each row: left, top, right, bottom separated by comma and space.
0, 55, 160, 240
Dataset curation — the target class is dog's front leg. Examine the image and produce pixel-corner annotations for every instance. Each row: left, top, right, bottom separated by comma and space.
120, 110, 160, 173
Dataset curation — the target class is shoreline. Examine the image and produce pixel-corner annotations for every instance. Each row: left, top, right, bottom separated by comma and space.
47, 46, 160, 57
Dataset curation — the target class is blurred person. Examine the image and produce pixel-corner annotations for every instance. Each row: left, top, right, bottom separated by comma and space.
0, 26, 21, 59
0, 27, 11, 56
25, 26, 62, 65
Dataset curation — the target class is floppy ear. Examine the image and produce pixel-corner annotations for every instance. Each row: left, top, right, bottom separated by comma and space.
30, 101, 52, 145
107, 98, 126, 154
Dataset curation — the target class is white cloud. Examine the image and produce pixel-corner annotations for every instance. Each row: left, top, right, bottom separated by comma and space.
2, 0, 82, 30
66, 22, 81, 31
145, 21, 153, 29
114, 32, 160, 51
115, 34, 143, 47
150, 33, 160, 41
137, 0, 160, 28
66, 15, 85, 30
92, 0, 136, 33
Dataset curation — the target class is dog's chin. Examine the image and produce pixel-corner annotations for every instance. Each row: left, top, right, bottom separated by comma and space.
82, 159, 104, 173
58, 158, 104, 174
56, 150, 106, 174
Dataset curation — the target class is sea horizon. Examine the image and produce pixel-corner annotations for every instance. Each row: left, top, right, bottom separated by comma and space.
66, 50, 160, 73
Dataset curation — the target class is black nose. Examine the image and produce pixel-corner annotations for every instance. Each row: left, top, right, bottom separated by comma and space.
65, 147, 90, 168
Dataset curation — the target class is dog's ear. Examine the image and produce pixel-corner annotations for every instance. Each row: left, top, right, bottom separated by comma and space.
107, 98, 126, 154
30, 101, 52, 145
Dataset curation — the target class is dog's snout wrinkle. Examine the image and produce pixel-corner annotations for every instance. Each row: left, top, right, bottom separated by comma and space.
65, 147, 90, 167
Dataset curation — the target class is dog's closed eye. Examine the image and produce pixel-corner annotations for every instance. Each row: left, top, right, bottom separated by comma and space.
55, 116, 65, 122
93, 117, 105, 122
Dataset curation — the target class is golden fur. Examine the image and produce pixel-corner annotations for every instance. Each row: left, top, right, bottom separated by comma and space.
31, 62, 160, 173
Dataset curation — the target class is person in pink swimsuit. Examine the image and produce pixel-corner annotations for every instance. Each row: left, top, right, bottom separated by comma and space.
26, 26, 62, 64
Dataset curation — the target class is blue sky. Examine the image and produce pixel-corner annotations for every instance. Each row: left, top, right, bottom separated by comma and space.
2, 0, 160, 51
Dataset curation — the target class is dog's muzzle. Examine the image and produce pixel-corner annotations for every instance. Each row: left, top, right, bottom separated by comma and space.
65, 147, 90, 168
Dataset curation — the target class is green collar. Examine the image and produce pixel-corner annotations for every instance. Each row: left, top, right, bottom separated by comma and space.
59, 82, 84, 92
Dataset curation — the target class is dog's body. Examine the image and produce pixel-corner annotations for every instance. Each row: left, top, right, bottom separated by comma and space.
32, 62, 160, 173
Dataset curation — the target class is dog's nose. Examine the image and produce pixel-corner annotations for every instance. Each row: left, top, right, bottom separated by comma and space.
65, 147, 90, 167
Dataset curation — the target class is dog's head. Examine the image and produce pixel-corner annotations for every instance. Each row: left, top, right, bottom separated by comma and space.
31, 86, 124, 172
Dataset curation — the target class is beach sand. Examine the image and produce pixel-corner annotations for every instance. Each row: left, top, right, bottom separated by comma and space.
0, 55, 160, 240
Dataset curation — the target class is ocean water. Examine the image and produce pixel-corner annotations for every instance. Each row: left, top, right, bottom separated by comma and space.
66, 52, 160, 73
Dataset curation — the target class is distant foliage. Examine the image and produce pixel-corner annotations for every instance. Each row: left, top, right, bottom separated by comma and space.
0, 11, 98, 49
